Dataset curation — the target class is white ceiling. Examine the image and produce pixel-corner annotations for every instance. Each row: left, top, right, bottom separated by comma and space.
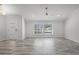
2, 4, 79, 20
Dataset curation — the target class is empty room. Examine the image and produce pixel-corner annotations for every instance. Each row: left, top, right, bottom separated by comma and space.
0, 4, 79, 55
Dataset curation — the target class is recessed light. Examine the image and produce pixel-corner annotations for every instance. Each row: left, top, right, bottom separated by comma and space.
57, 14, 61, 17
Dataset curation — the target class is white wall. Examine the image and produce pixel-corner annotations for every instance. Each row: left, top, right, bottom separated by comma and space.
65, 8, 79, 43
25, 20, 65, 38
22, 17, 26, 39
0, 16, 6, 40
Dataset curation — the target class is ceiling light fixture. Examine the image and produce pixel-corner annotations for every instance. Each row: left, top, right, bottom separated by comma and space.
45, 7, 48, 16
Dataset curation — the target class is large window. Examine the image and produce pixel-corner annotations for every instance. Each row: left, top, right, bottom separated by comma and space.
34, 24, 43, 34
34, 24, 52, 34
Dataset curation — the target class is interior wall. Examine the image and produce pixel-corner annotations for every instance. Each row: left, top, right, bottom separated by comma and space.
65, 8, 79, 43
0, 16, 6, 40
25, 20, 65, 38
22, 17, 26, 39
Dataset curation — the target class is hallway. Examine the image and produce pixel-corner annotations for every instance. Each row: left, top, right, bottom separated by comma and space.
0, 37, 79, 55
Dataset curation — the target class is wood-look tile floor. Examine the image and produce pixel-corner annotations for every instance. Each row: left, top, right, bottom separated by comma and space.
0, 37, 79, 55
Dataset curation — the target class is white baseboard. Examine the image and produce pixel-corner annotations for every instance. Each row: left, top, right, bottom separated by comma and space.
26, 35, 64, 39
